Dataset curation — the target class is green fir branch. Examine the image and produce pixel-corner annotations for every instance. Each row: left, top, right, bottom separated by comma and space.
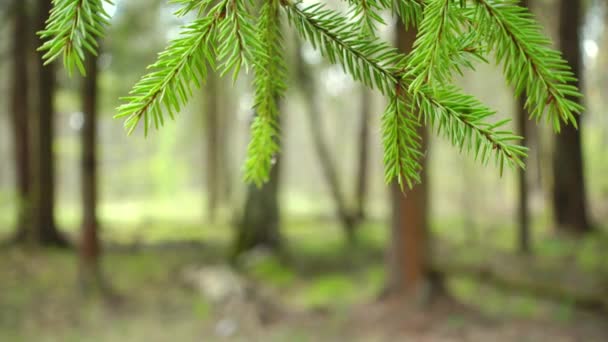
215, 0, 259, 81
390, 0, 424, 28
38, 0, 112, 75
172, 0, 215, 17
406, 0, 467, 89
284, 0, 525, 186
244, 0, 287, 186
382, 88, 423, 189
114, 2, 225, 135
40, 0, 584, 188
347, 0, 386, 36
417, 85, 526, 174
472, 0, 583, 131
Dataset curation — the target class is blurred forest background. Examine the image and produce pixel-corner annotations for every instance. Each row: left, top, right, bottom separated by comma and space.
1, 0, 608, 340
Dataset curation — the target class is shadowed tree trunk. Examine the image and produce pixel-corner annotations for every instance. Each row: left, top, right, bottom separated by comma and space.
516, 0, 531, 254
10, 0, 31, 242
233, 155, 282, 258
517, 94, 531, 253
79, 51, 102, 288
552, 0, 591, 234
233, 107, 283, 258
295, 40, 357, 243
217, 78, 234, 208
32, 0, 68, 247
385, 22, 442, 299
205, 74, 220, 223
355, 86, 371, 222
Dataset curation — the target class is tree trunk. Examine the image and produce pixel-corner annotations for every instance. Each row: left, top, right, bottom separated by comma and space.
386, 22, 440, 298
552, 0, 591, 234
218, 78, 234, 207
79, 51, 102, 287
355, 86, 370, 223
32, 0, 68, 247
295, 38, 357, 243
233, 113, 282, 258
205, 74, 220, 223
517, 94, 531, 253
233, 160, 282, 258
10, 0, 31, 242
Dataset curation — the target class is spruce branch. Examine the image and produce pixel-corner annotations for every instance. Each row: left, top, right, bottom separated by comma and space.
244, 0, 287, 186
390, 0, 424, 28
382, 88, 423, 189
347, 0, 386, 36
215, 0, 259, 81
417, 85, 527, 174
172, 0, 215, 17
40, 0, 583, 188
38, 0, 112, 75
406, 0, 467, 90
114, 2, 225, 135
283, 1, 406, 96
284, 0, 525, 185
472, 0, 583, 131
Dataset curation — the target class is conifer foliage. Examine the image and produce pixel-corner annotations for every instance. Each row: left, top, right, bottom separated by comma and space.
39, 0, 583, 188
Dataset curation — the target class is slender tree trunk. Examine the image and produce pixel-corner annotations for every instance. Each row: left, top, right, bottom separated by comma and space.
553, 0, 591, 234
233, 159, 282, 258
10, 0, 31, 242
355, 86, 370, 222
517, 94, 531, 253
80, 52, 102, 287
233, 113, 282, 258
295, 39, 357, 243
32, 0, 68, 247
205, 74, 220, 223
218, 78, 234, 206
386, 22, 441, 299
516, 0, 531, 255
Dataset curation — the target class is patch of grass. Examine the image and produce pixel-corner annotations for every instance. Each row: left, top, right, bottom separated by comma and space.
246, 256, 296, 288
299, 274, 359, 310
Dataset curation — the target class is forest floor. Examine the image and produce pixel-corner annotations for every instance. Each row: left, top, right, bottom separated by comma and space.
1, 219, 607, 342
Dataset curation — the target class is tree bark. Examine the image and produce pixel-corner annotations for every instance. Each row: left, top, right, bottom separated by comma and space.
80, 51, 102, 287
553, 0, 591, 234
10, 0, 31, 242
517, 94, 531, 253
32, 0, 68, 247
233, 159, 282, 258
355, 86, 371, 222
386, 22, 440, 298
233, 111, 283, 258
205, 74, 220, 223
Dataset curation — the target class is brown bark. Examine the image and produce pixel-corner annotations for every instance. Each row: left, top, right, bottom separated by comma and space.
205, 74, 220, 223
233, 159, 282, 258
80, 52, 101, 285
32, 0, 68, 247
386, 22, 439, 298
355, 86, 370, 222
388, 130, 430, 296
552, 0, 591, 234
515, 0, 531, 255
516, 94, 531, 253
233, 110, 283, 259
10, 0, 31, 241
295, 38, 357, 242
